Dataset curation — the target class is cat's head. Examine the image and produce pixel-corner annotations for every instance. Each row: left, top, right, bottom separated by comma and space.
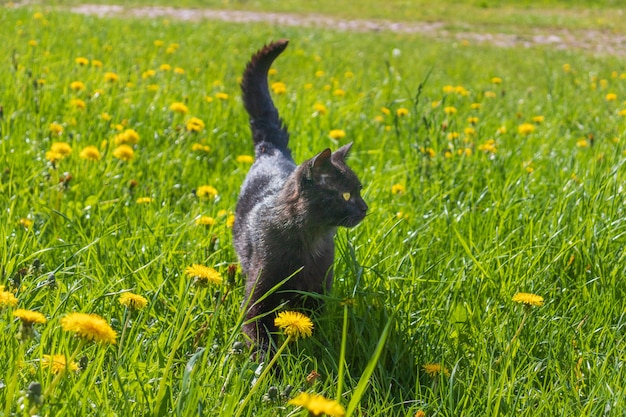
300, 142, 368, 228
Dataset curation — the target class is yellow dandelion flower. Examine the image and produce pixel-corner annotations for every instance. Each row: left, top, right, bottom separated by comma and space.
112, 145, 135, 161
344, 71, 354, 78
100, 112, 112, 121
70, 98, 86, 110
390, 186, 406, 197
104, 72, 119, 82
147, 84, 159, 91
606, 93, 617, 101
136, 197, 153, 204
174, 67, 185, 75
190, 143, 209, 153
14, 308, 47, 325
396, 107, 409, 117
444, 106, 457, 115
497, 126, 507, 134
1, 290, 18, 307
184, 264, 223, 286
70, 81, 86, 91
313, 103, 327, 115
422, 363, 450, 377
28, 40, 38, 47
455, 85, 469, 96
49, 122, 63, 136
563, 63, 571, 73
226, 214, 235, 228
141, 69, 156, 79
415, 411, 426, 417
60, 312, 117, 344
467, 116, 479, 124
271, 81, 287, 95
478, 139, 497, 153
236, 155, 254, 164
288, 392, 344, 416
51, 142, 72, 157
421, 147, 436, 158
442, 85, 455, 93
464, 127, 476, 136
215, 92, 229, 101
169, 101, 188, 114
374, 115, 384, 123
42, 354, 79, 374
159, 63, 171, 71
196, 185, 218, 200
431, 101, 441, 108
484, 91, 497, 98
274, 311, 314, 340
154, 39, 164, 47
470, 102, 482, 109
532, 115, 545, 124
75, 57, 89, 66
195, 216, 216, 226
512, 292, 544, 307
315, 70, 325, 77
517, 123, 535, 135
186, 117, 205, 132
19, 218, 33, 228
618, 109, 626, 117
380, 107, 391, 115
447, 132, 460, 140
329, 129, 346, 140
45, 151, 64, 163
332, 88, 346, 97
114, 128, 140, 145
33, 12, 44, 20
119, 292, 148, 310
268, 68, 278, 76
491, 77, 503, 84
79, 146, 101, 161
91, 59, 103, 68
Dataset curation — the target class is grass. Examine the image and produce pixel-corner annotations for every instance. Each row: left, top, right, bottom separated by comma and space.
1, 3, 626, 416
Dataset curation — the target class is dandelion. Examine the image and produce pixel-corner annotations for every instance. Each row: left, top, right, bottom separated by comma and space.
606, 93, 618, 101
563, 63, 571, 73
70, 99, 86, 110
104, 72, 119, 82
455, 85, 469, 96
79, 146, 101, 161
442, 85, 455, 93
70, 81, 86, 91
49, 122, 63, 136
169, 101, 188, 114
186, 117, 205, 132
28, 40, 38, 47
329, 129, 346, 140
141, 69, 156, 79
313, 103, 327, 115
517, 123, 535, 135
226, 214, 235, 228
100, 112, 112, 121
315, 70, 325, 77
497, 126, 507, 134
45, 151, 64, 164
174, 67, 185, 75
415, 411, 426, 417
42, 354, 79, 374
1, 289, 18, 307
159, 63, 171, 71
119, 292, 148, 310
447, 132, 460, 140
491, 77, 503, 84
236, 155, 254, 164
184, 264, 223, 286
464, 127, 476, 136
60, 312, 117, 344
288, 392, 345, 416
444, 106, 457, 115
484, 91, 497, 98
114, 128, 140, 145
478, 139, 497, 153
274, 311, 314, 340
422, 363, 450, 377
136, 197, 153, 204
380, 107, 391, 115
195, 216, 216, 226
470, 102, 482, 109
532, 115, 545, 124
14, 309, 47, 325
113, 145, 135, 161
344, 71, 354, 78
396, 107, 409, 117
51, 142, 72, 157
421, 147, 436, 158
196, 185, 218, 200
512, 292, 544, 307
333, 88, 346, 97
271, 81, 287, 95
192, 143, 211, 153
215, 92, 229, 101
91, 59, 103, 68
19, 218, 33, 228
467, 116, 479, 124
75, 57, 89, 66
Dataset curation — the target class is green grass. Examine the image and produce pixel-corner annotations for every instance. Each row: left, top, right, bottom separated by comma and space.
1, 4, 626, 417
42, 0, 626, 34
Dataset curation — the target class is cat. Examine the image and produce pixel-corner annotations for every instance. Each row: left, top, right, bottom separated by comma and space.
234, 39, 368, 351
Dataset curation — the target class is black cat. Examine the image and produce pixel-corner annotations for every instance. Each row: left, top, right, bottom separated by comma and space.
234, 40, 368, 350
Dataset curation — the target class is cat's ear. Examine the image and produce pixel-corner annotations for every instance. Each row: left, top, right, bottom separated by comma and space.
332, 142, 353, 162
312, 148, 332, 168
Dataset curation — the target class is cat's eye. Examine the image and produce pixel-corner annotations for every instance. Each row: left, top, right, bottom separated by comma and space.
342, 192, 351, 201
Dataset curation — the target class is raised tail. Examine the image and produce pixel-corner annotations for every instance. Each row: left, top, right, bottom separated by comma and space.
241, 39, 290, 151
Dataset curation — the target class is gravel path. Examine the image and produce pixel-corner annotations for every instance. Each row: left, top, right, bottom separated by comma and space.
61, 4, 626, 57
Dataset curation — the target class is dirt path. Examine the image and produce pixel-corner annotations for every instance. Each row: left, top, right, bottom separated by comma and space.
59, 4, 626, 57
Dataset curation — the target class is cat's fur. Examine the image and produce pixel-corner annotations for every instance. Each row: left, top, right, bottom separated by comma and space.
234, 40, 368, 349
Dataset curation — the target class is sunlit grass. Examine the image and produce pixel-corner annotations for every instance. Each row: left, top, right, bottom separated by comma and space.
1, 5, 625, 416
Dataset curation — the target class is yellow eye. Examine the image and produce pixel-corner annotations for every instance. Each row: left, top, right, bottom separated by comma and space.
342, 192, 351, 201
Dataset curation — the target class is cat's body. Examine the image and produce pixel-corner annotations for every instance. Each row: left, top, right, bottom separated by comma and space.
234, 40, 368, 349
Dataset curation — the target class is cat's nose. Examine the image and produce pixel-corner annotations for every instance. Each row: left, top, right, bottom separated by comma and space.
359, 200, 368, 213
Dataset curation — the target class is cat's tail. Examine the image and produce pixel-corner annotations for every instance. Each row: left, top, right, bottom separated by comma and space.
241, 39, 290, 151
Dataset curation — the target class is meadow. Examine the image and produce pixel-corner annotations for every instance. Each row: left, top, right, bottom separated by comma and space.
1, 2, 625, 416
